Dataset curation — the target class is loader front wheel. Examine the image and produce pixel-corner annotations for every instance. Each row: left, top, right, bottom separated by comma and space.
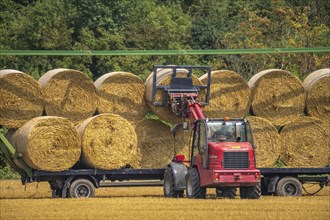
163, 167, 184, 198
186, 168, 206, 199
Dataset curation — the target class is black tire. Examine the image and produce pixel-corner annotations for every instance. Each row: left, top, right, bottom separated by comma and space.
69, 179, 95, 198
261, 179, 272, 196
163, 167, 184, 198
216, 187, 237, 199
275, 177, 302, 196
186, 168, 206, 199
240, 183, 261, 199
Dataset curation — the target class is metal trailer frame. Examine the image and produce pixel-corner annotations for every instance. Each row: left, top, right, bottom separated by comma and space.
259, 167, 330, 196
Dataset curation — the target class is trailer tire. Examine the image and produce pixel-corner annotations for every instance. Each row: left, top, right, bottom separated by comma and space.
216, 187, 237, 198
240, 183, 261, 199
275, 177, 302, 196
186, 168, 206, 199
163, 167, 184, 198
69, 179, 95, 198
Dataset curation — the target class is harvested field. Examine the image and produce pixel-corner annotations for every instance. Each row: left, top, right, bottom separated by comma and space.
10, 116, 81, 172
280, 116, 330, 167
0, 180, 329, 220
199, 70, 250, 118
0, 69, 44, 128
95, 72, 148, 124
77, 113, 139, 169
248, 69, 305, 126
39, 68, 98, 124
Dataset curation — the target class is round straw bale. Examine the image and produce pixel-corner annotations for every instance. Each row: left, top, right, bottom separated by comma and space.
145, 68, 204, 124
12, 116, 81, 171
247, 116, 280, 167
199, 70, 250, 118
38, 69, 98, 124
95, 72, 148, 124
248, 69, 305, 126
0, 69, 44, 128
280, 116, 330, 168
303, 69, 330, 122
135, 119, 174, 168
175, 128, 192, 159
77, 113, 138, 170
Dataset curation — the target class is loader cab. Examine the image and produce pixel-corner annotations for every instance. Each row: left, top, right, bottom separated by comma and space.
190, 118, 255, 170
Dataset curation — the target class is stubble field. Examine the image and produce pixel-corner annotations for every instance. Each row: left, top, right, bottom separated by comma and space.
0, 180, 329, 220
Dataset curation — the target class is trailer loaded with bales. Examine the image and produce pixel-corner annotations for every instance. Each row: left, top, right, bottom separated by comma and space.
0, 66, 329, 198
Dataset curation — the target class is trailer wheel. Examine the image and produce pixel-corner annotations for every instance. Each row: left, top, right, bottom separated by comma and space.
163, 167, 184, 198
275, 177, 302, 196
69, 179, 95, 198
216, 187, 237, 199
240, 183, 261, 199
186, 168, 206, 199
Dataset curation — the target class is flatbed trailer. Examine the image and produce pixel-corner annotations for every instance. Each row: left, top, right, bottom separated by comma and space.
16, 166, 329, 198
1, 131, 329, 198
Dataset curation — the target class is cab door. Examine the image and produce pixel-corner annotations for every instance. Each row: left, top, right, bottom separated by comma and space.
191, 120, 208, 169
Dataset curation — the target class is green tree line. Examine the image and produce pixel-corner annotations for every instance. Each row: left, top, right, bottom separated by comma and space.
0, 0, 329, 80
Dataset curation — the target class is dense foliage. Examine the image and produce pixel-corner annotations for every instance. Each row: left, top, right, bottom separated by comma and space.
0, 0, 329, 80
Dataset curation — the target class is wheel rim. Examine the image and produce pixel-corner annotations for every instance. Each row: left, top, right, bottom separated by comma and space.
164, 177, 171, 195
75, 184, 90, 197
284, 183, 297, 195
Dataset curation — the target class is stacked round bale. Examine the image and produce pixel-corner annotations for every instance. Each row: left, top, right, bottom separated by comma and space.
134, 119, 174, 168
247, 116, 281, 168
39, 69, 98, 124
303, 68, 330, 122
77, 113, 139, 170
280, 116, 329, 168
248, 69, 305, 127
94, 71, 148, 125
0, 69, 44, 128
9, 116, 81, 172
199, 70, 250, 118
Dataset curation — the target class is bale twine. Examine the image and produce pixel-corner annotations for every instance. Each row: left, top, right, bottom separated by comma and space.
0, 69, 44, 128
248, 69, 305, 126
199, 70, 250, 118
247, 116, 281, 167
145, 68, 204, 124
303, 68, 330, 122
280, 116, 330, 168
135, 119, 174, 168
11, 116, 81, 171
95, 72, 148, 124
38, 69, 98, 124
77, 113, 138, 170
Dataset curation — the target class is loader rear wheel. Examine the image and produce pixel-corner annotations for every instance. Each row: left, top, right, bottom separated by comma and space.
163, 167, 184, 198
186, 168, 206, 199
69, 179, 95, 198
275, 177, 302, 196
240, 183, 261, 199
216, 187, 237, 199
